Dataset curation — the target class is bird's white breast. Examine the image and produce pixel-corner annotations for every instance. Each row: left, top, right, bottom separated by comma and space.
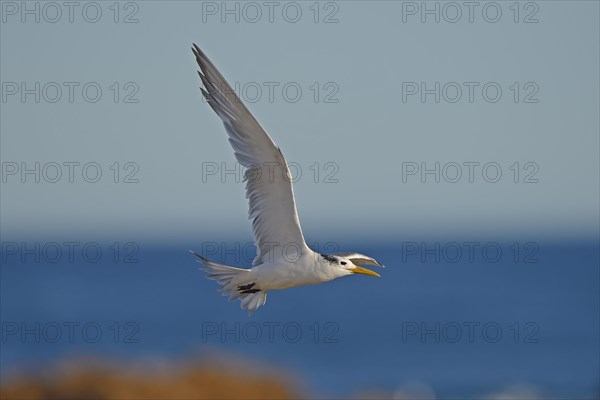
252, 251, 342, 290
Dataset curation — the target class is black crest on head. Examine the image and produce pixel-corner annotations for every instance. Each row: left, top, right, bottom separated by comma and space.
320, 254, 338, 264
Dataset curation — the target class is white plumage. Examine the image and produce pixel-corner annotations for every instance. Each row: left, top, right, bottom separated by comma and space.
191, 44, 383, 314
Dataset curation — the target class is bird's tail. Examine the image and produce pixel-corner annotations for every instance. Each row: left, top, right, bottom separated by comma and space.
190, 251, 267, 314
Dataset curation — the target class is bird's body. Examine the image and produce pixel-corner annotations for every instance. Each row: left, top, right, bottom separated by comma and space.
191, 44, 383, 313
249, 252, 347, 289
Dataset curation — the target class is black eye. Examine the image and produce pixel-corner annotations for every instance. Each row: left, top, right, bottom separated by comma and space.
341, 261, 347, 265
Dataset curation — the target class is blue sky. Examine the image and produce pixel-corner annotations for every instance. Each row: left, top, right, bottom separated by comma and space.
1, 1, 598, 243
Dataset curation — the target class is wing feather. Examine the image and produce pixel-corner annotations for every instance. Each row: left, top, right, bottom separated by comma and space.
332, 252, 384, 267
192, 44, 309, 265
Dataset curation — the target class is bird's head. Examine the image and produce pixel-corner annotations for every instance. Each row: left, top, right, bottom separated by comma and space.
321, 252, 384, 277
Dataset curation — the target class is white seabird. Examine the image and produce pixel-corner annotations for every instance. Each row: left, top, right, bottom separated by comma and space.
191, 44, 383, 313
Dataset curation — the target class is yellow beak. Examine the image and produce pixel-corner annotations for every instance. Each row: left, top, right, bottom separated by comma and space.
352, 266, 381, 277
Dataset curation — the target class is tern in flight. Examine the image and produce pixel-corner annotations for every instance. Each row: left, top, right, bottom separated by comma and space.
191, 44, 383, 313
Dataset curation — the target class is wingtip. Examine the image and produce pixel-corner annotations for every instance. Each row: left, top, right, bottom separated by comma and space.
191, 44, 202, 61
374, 259, 385, 268
191, 43, 205, 59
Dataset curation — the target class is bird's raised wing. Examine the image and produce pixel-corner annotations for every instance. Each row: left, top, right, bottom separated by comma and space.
192, 44, 309, 266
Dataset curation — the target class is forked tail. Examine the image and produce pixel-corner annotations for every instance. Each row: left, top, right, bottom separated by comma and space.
190, 251, 267, 314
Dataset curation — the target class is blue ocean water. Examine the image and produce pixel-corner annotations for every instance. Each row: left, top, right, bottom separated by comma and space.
1, 240, 598, 398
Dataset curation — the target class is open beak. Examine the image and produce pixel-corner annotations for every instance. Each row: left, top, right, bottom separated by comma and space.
352, 266, 381, 277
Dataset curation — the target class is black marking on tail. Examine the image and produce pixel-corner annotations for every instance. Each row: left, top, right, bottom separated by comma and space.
237, 282, 261, 294
237, 282, 255, 291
